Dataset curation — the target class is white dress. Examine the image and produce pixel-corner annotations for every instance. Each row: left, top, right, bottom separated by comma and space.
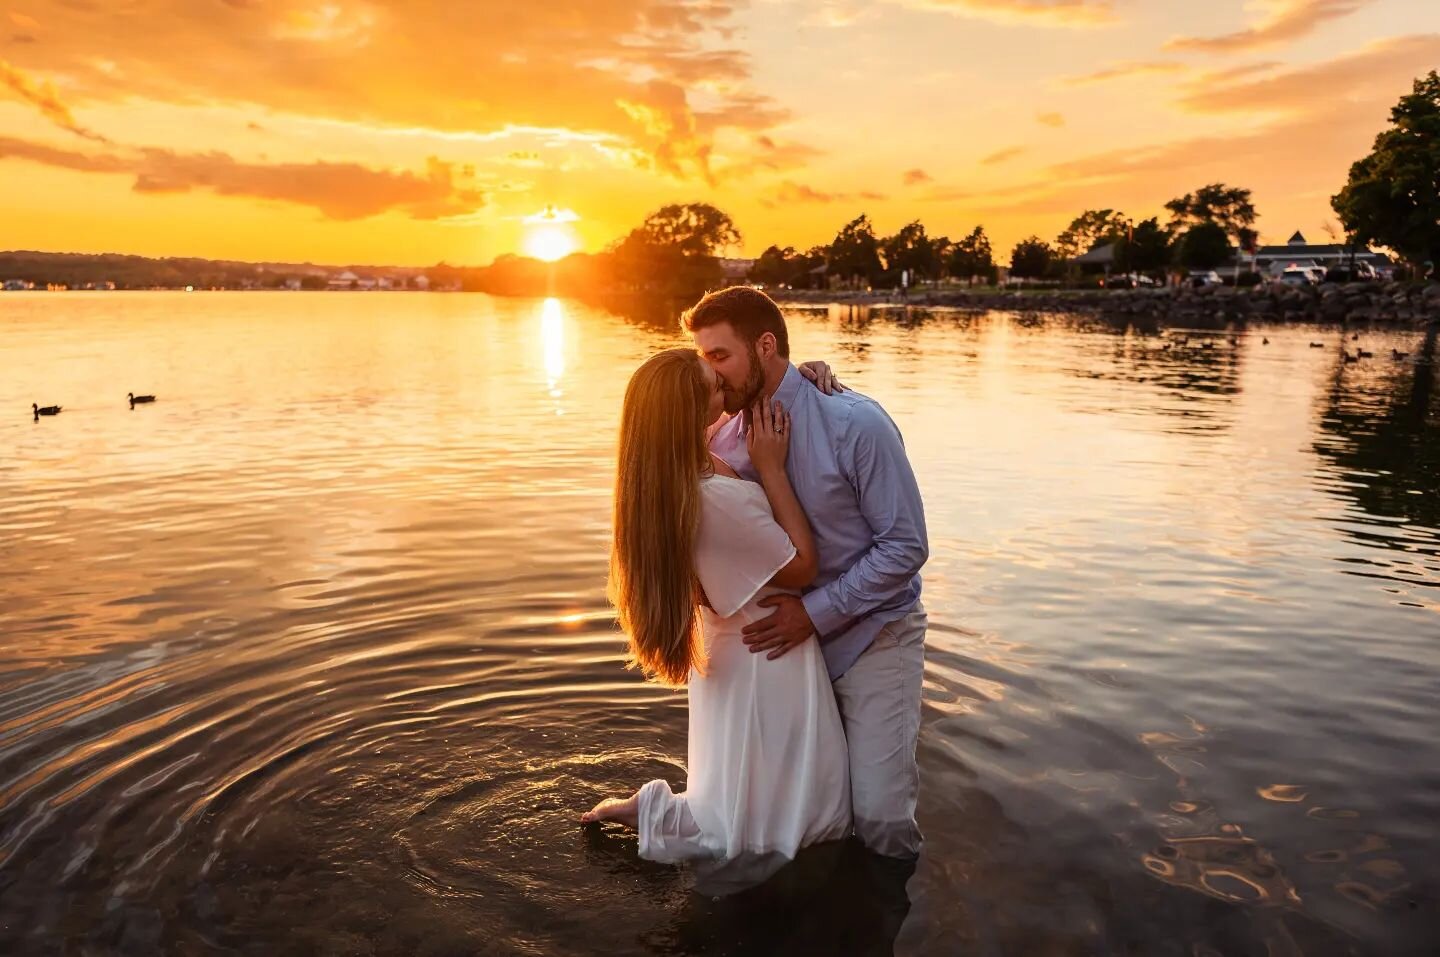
636, 474, 852, 888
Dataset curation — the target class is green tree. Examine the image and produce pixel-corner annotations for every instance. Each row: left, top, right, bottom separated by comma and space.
881, 220, 940, 286
637, 203, 741, 258
1054, 209, 1128, 261
749, 245, 798, 286
1114, 217, 1171, 275
1177, 222, 1230, 271
1165, 184, 1257, 247
948, 226, 996, 283
1009, 237, 1054, 279
1332, 71, 1440, 271
827, 214, 884, 287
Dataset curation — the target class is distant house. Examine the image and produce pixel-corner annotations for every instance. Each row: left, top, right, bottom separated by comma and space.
1073, 243, 1118, 270
1253, 231, 1390, 275
720, 258, 756, 282
376, 276, 393, 290
412, 275, 430, 291
328, 270, 360, 290
355, 276, 378, 291
284, 277, 303, 291
2, 278, 34, 291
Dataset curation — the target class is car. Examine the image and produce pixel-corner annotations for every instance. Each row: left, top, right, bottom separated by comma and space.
1324, 262, 1376, 282
1105, 272, 1159, 289
1189, 270, 1224, 288
1279, 269, 1313, 286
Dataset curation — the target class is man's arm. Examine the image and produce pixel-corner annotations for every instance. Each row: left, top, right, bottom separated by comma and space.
801, 401, 928, 637
741, 400, 927, 658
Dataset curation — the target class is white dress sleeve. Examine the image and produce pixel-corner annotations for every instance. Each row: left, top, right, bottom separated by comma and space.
695, 477, 798, 618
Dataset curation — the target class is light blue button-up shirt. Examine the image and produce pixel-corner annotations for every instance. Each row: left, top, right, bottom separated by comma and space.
709, 363, 928, 680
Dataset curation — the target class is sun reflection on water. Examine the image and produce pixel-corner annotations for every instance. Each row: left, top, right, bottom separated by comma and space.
540, 296, 567, 411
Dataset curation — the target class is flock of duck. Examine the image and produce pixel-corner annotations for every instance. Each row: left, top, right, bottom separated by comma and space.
1306, 332, 1411, 364
32, 392, 155, 420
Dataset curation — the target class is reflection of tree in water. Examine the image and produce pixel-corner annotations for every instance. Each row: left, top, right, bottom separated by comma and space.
593, 292, 687, 336
1313, 325, 1440, 531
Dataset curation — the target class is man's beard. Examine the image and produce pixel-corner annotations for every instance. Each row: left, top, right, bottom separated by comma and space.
722, 348, 765, 415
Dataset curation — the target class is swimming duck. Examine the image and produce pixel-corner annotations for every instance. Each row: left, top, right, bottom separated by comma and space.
128, 392, 156, 406
32, 403, 61, 417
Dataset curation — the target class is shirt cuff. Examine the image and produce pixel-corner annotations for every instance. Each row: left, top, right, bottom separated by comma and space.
801, 588, 847, 639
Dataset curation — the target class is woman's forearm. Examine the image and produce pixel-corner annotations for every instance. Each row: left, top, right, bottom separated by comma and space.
756, 464, 817, 575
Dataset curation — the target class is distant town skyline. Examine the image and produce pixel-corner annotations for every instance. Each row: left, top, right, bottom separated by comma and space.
2, 1, 1438, 266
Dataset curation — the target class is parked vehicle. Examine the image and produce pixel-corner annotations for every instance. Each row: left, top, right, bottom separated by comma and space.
1279, 269, 1313, 286
1324, 262, 1376, 282
1104, 272, 1157, 289
1188, 270, 1224, 288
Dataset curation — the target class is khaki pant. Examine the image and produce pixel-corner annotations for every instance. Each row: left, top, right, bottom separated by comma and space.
832, 605, 927, 859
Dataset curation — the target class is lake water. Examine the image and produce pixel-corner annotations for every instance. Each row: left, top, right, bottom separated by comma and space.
2, 291, 1437, 955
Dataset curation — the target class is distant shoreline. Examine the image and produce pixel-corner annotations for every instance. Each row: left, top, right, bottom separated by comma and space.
767, 283, 1440, 327
5, 281, 1438, 327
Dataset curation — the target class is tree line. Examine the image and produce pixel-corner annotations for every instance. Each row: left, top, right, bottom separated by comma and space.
5, 72, 1433, 296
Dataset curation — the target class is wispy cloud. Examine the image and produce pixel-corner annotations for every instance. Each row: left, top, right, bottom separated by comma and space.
894, 0, 1118, 27
1177, 34, 1440, 115
1165, 0, 1372, 54
0, 0, 789, 184
902, 168, 933, 185
0, 135, 485, 220
763, 180, 888, 207
981, 145, 1028, 165
1036, 112, 1066, 127
0, 59, 109, 142
1063, 60, 1186, 86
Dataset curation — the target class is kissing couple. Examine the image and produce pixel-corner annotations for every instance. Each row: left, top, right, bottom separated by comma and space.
583, 286, 929, 889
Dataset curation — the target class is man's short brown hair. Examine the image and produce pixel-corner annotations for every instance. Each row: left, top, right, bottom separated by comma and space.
680, 286, 790, 358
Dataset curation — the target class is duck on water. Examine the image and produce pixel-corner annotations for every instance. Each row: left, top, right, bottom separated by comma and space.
32, 403, 61, 420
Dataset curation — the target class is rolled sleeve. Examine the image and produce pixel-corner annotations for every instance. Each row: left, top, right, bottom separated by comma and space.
802, 401, 928, 638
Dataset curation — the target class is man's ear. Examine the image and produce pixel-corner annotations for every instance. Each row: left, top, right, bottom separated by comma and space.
757, 331, 777, 361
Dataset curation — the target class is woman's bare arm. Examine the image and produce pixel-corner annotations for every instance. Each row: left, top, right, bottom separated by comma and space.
746, 400, 818, 588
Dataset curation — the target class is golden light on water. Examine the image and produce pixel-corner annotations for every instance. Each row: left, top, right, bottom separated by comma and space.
523, 207, 580, 263
540, 296, 567, 407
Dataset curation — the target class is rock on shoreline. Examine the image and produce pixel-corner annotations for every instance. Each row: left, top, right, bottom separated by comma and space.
771, 282, 1440, 326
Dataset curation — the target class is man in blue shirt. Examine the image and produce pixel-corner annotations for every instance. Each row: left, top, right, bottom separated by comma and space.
685, 286, 929, 860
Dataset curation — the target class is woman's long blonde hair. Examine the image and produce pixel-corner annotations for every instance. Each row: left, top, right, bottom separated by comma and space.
609, 348, 711, 685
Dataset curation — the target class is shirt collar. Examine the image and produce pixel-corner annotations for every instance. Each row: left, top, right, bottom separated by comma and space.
772, 362, 804, 409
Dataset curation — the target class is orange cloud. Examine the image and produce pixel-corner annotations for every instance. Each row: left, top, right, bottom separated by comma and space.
1037, 112, 1065, 127
896, 0, 1117, 27
0, 59, 108, 142
1177, 35, 1440, 116
0, 0, 785, 183
0, 134, 128, 173
764, 180, 887, 206
1166, 0, 1372, 54
1063, 60, 1186, 85
903, 168, 933, 185
952, 38, 1435, 229
0, 135, 484, 220
981, 146, 1028, 165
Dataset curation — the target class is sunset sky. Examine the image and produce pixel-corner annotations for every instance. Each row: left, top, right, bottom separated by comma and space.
2, 1, 1437, 267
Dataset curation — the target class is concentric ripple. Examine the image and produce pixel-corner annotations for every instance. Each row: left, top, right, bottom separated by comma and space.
3, 294, 1438, 955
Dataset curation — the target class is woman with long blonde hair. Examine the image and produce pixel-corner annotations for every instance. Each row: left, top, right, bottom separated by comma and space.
582, 348, 851, 887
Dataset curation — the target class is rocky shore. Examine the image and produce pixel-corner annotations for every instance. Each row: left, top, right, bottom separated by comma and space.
772, 282, 1440, 326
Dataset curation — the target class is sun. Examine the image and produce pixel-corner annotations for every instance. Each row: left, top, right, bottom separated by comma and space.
523, 206, 580, 262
